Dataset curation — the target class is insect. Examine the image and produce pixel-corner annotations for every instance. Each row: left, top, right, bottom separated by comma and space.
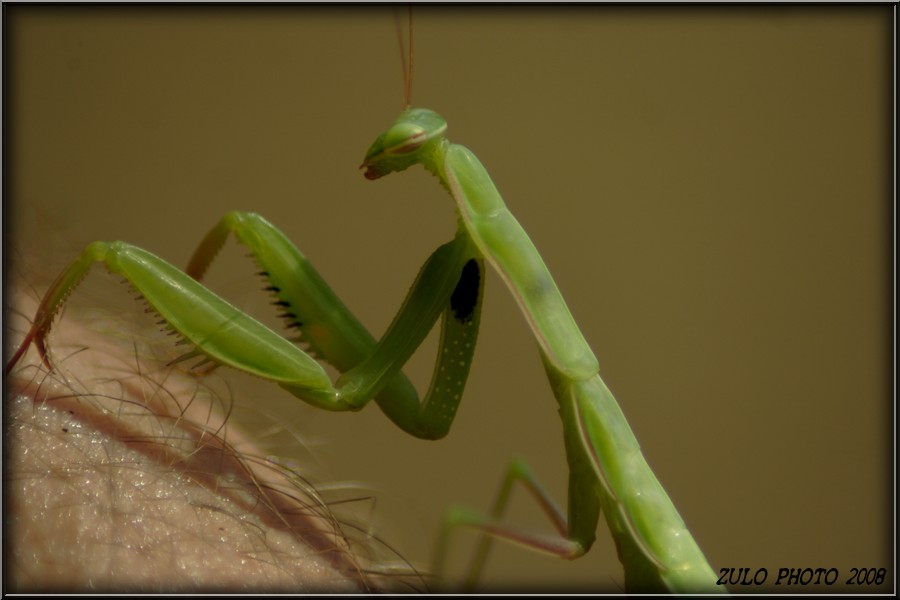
5, 18, 722, 594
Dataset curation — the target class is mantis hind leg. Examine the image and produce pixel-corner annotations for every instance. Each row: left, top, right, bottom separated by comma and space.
434, 457, 599, 591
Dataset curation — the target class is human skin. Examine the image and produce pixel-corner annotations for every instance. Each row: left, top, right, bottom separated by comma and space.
4, 284, 416, 593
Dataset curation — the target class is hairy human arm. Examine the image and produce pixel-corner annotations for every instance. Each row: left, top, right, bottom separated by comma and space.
4, 284, 407, 592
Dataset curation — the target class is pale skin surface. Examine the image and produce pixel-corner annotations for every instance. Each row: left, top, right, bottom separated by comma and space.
5, 284, 419, 593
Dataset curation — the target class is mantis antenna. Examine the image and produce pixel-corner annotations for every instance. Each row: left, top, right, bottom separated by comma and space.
395, 6, 413, 107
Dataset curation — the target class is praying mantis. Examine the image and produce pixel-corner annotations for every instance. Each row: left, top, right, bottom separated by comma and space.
4, 14, 727, 595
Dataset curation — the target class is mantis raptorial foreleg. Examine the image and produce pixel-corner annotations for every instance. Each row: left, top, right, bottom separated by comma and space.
183, 211, 485, 438
6, 211, 484, 441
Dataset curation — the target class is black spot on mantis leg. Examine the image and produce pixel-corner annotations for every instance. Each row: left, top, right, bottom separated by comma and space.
450, 259, 481, 324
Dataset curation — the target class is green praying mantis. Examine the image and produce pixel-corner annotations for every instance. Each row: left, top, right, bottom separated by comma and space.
5, 26, 723, 595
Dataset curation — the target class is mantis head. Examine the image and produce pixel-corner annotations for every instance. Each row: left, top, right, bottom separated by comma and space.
360, 107, 447, 180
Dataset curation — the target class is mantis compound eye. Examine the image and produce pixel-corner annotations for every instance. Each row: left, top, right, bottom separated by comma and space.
384, 123, 427, 156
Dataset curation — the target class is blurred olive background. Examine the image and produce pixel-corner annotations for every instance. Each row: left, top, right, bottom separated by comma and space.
5, 5, 891, 593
